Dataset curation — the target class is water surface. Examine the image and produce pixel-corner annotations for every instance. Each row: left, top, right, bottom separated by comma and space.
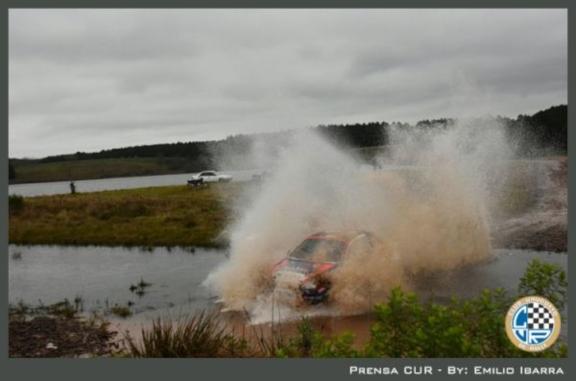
9, 169, 260, 197
9, 245, 566, 323
9, 245, 226, 316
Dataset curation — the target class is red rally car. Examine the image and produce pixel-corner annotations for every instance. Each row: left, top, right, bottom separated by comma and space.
271, 231, 379, 305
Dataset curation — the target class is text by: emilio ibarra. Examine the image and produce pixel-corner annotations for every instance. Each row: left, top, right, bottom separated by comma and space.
349, 366, 564, 376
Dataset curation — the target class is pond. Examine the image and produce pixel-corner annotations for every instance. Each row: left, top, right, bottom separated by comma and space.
9, 169, 260, 197
9, 245, 226, 319
9, 244, 567, 325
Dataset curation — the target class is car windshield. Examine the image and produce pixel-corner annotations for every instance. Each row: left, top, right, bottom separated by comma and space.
289, 239, 345, 263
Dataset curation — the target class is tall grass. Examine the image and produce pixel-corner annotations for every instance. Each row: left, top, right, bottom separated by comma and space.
9, 184, 240, 247
127, 311, 249, 358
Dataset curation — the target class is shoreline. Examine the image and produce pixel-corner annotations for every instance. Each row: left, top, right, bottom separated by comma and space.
9, 155, 565, 186
9, 159, 567, 252
9, 183, 240, 248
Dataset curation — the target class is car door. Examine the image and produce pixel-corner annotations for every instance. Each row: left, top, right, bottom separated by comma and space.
346, 234, 374, 259
201, 171, 217, 183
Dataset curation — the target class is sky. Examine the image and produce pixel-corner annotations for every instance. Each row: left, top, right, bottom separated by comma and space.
9, 9, 567, 158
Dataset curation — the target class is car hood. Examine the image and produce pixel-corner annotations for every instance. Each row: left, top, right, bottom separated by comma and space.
273, 258, 337, 277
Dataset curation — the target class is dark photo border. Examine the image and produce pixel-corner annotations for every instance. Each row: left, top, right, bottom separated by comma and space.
1, 2, 572, 380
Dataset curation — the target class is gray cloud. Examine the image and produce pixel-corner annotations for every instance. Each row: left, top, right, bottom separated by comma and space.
9, 9, 567, 158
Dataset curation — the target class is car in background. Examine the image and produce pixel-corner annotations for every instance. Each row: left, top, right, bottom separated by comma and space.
187, 170, 233, 186
271, 231, 380, 305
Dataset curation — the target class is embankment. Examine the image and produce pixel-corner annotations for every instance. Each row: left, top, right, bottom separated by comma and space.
9, 184, 241, 248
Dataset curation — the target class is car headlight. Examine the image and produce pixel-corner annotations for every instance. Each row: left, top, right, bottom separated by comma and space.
300, 280, 317, 290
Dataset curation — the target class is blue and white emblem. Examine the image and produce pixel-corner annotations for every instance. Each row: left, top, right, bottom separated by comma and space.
506, 296, 561, 352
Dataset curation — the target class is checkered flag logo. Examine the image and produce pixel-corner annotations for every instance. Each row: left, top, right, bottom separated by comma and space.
506, 296, 561, 351
526, 302, 554, 330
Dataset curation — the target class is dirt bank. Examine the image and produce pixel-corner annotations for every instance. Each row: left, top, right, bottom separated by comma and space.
10, 317, 116, 358
9, 303, 118, 358
492, 158, 567, 252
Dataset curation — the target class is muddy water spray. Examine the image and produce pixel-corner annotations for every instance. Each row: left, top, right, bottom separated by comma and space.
206, 119, 512, 318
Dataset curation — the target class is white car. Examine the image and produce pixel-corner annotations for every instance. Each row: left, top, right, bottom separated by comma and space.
188, 170, 232, 185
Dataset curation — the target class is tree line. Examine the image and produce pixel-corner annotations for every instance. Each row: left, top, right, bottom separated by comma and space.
11, 104, 567, 170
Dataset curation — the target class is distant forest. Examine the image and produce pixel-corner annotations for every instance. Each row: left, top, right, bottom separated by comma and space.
9, 105, 567, 182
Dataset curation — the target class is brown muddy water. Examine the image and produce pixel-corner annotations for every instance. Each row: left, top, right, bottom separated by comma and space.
9, 244, 567, 343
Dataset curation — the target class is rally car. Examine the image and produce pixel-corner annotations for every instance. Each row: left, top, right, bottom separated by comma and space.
271, 231, 380, 305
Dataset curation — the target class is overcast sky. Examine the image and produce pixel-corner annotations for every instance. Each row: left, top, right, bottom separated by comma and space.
9, 9, 567, 158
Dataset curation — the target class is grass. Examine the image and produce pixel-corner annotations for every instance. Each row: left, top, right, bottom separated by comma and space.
9, 183, 242, 247
10, 299, 81, 320
127, 311, 249, 357
109, 305, 132, 319
9, 195, 25, 214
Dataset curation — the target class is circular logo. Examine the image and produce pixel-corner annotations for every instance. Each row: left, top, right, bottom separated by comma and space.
505, 296, 561, 352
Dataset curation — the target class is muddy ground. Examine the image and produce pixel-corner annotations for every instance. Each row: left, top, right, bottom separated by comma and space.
9, 311, 117, 358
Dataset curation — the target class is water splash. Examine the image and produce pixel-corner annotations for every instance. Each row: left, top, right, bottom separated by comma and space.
206, 118, 513, 322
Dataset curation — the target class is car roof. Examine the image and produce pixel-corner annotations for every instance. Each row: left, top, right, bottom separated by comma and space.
305, 231, 369, 243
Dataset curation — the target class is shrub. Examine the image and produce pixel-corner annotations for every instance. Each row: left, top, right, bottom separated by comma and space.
47, 299, 78, 319
454, 289, 515, 357
309, 331, 359, 358
274, 318, 316, 357
110, 305, 132, 318
366, 288, 424, 357
9, 195, 24, 214
518, 259, 567, 310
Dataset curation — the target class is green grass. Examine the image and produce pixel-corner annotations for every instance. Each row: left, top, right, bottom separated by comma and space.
9, 183, 241, 247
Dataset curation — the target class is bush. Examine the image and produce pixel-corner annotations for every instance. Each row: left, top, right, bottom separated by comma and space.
366, 289, 484, 357
366, 288, 424, 357
310, 331, 359, 358
110, 305, 132, 318
518, 259, 567, 310
9, 195, 24, 214
292, 286, 566, 358
274, 318, 316, 358
46, 300, 78, 319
